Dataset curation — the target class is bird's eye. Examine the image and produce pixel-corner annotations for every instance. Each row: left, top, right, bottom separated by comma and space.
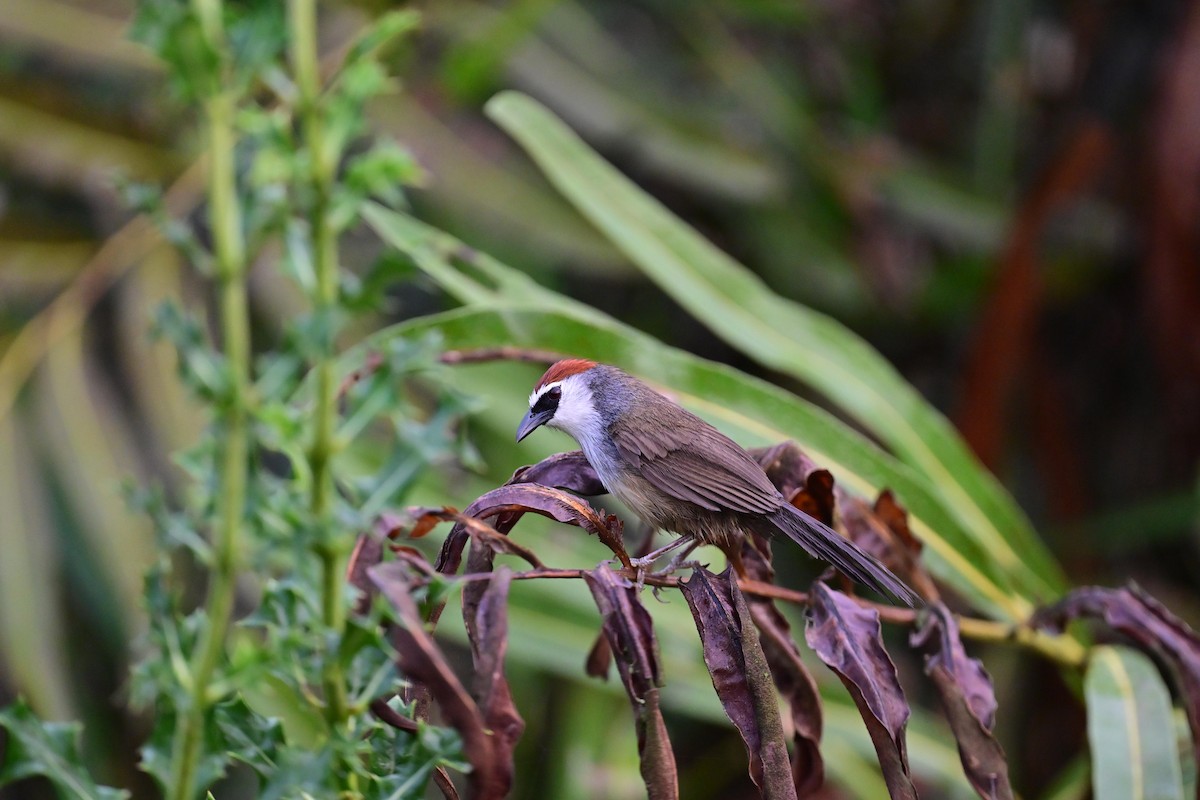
533, 386, 561, 414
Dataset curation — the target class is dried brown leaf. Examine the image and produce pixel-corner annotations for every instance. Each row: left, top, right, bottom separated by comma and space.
406, 507, 545, 569
739, 536, 824, 797
368, 561, 502, 798
839, 495, 935, 601
681, 568, 798, 800
874, 490, 922, 556
347, 532, 385, 616
747, 599, 825, 797
751, 442, 823, 500
793, 470, 836, 527
805, 582, 917, 800
464, 567, 524, 798
369, 698, 419, 733
584, 565, 678, 800
911, 605, 1012, 800
586, 632, 613, 680
509, 449, 606, 496
491, 450, 607, 535
432, 767, 461, 800
749, 442, 834, 528
435, 482, 627, 575
752, 441, 930, 601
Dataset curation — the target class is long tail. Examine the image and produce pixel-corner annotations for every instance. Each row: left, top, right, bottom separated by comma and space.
759, 504, 922, 607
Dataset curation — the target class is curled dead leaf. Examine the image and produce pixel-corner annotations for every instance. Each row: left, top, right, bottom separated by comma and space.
1033, 583, 1200, 780
806, 582, 917, 800
368, 561, 504, 798
584, 565, 679, 800
681, 568, 798, 800
911, 605, 1012, 800
464, 567, 524, 798
435, 482, 627, 575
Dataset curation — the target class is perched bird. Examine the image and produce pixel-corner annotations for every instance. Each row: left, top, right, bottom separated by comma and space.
516, 358, 920, 606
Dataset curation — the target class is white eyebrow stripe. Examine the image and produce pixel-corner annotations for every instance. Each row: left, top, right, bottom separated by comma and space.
529, 380, 562, 407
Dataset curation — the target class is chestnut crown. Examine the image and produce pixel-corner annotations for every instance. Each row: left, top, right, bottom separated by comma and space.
516, 359, 600, 443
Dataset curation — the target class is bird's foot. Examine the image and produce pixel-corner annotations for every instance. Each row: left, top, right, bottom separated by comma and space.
625, 554, 665, 592
604, 557, 644, 591
656, 545, 701, 576
624, 555, 663, 593
627, 555, 668, 593
629, 534, 695, 571
621, 538, 701, 592
627, 553, 658, 574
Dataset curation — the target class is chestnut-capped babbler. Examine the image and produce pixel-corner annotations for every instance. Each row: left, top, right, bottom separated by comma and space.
516, 359, 920, 607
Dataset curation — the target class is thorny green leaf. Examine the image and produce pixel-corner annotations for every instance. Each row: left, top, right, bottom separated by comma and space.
152, 302, 232, 405
239, 674, 329, 750
138, 700, 230, 797
0, 699, 130, 800
337, 10, 420, 80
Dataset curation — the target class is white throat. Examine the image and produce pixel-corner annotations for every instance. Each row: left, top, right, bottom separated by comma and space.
529, 376, 604, 454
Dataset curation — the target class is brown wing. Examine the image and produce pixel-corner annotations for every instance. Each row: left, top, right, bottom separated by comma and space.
610, 403, 781, 515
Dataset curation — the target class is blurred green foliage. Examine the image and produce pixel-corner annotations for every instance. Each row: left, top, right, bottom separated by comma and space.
1, 0, 1199, 798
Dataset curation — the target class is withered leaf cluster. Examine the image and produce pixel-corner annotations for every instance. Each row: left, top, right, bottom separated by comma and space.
350, 442, 1200, 800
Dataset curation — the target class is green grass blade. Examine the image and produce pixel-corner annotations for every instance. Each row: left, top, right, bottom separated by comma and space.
1086, 646, 1185, 800
0, 413, 76, 721
483, 90, 1065, 602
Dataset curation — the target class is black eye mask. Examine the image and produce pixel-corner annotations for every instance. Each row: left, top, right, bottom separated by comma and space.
516, 386, 562, 442
532, 386, 561, 414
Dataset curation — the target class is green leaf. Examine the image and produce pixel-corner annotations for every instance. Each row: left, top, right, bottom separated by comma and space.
0, 699, 129, 799
0, 413, 75, 720
365, 721, 466, 800
336, 9, 421, 81
1085, 646, 1185, 800
37, 329, 157, 643
361, 206, 1026, 619
137, 696, 230, 795
239, 675, 330, 750
1039, 755, 1091, 800
212, 697, 285, 778
483, 90, 1065, 605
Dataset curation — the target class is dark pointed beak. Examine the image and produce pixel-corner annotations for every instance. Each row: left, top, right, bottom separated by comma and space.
516, 408, 554, 442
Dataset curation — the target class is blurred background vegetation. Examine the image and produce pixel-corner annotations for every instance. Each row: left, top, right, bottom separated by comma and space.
1, 0, 1199, 798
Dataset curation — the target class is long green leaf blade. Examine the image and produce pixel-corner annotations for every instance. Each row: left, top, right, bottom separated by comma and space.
483, 90, 1064, 602
348, 274, 1024, 621
0, 413, 75, 721
1086, 646, 1185, 800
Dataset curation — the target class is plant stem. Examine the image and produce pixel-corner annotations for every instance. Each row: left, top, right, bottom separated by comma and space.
445, 567, 1089, 668
289, 0, 350, 728
955, 615, 1088, 667
168, 0, 250, 796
